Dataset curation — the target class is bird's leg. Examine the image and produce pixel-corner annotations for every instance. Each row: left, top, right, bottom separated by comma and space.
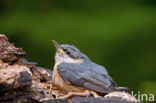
58, 90, 91, 99
90, 91, 101, 98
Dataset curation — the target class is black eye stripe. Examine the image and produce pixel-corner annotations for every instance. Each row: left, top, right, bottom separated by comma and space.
61, 45, 86, 59
63, 49, 67, 51
67, 52, 70, 54
62, 48, 71, 55
62, 47, 78, 58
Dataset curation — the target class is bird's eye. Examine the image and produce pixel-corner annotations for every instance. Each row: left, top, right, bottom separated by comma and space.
66, 52, 70, 55
63, 49, 67, 51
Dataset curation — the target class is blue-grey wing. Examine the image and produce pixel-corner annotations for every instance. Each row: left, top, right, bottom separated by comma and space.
57, 62, 117, 93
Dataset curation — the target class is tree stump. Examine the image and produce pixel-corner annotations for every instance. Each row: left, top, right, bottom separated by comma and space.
0, 34, 141, 103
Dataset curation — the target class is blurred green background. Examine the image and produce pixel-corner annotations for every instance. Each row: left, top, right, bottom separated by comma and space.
0, 0, 156, 102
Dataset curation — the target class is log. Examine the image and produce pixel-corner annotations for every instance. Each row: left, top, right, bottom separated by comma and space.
0, 34, 141, 103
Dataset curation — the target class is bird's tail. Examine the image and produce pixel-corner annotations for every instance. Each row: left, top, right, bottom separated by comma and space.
115, 87, 130, 93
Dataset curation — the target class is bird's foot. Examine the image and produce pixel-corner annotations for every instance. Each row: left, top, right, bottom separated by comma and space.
52, 86, 58, 90
90, 91, 101, 98
58, 90, 91, 99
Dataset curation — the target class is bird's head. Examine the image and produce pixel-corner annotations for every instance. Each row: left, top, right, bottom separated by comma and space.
52, 40, 89, 64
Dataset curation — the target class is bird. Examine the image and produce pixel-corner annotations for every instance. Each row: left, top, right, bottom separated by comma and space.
52, 40, 129, 99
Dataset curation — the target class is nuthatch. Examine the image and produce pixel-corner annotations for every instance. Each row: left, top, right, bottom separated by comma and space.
52, 40, 129, 99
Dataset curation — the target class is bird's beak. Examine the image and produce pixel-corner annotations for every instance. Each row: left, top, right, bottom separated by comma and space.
52, 40, 65, 55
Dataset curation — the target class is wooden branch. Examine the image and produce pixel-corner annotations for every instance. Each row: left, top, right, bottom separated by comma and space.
0, 34, 141, 103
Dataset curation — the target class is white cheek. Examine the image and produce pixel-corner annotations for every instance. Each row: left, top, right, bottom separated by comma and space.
55, 54, 74, 63
63, 58, 75, 63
